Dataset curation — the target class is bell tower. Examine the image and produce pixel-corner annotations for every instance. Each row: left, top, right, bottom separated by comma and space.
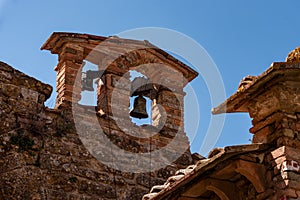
42, 32, 197, 132
42, 32, 198, 198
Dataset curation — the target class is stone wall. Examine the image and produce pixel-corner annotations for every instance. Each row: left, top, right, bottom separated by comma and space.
1, 32, 199, 199
0, 61, 195, 199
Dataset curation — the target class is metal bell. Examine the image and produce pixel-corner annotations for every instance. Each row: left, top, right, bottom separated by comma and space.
82, 75, 94, 91
130, 95, 149, 119
82, 70, 104, 91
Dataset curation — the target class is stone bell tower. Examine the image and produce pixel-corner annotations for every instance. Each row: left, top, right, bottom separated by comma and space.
41, 32, 198, 199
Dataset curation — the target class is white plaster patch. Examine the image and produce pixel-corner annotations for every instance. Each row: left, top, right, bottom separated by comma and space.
281, 160, 299, 172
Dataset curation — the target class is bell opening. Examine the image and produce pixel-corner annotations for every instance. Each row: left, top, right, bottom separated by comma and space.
79, 61, 98, 106
128, 70, 152, 125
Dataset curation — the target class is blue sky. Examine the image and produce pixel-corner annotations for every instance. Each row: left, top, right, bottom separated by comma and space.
0, 0, 300, 155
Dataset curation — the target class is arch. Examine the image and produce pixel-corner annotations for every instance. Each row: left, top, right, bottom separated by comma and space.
206, 179, 237, 200
181, 178, 238, 199
97, 48, 189, 92
235, 160, 267, 193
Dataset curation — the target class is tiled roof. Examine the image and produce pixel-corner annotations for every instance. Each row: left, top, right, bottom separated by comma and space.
142, 143, 269, 200
212, 61, 300, 114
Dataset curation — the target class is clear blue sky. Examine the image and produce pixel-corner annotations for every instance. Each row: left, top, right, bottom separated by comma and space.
1, 0, 300, 155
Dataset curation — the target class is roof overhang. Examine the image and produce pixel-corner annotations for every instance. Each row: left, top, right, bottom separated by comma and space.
212, 62, 300, 114
41, 32, 198, 83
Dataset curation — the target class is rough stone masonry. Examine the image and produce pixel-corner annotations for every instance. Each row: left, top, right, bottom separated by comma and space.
0, 32, 200, 200
3, 32, 300, 200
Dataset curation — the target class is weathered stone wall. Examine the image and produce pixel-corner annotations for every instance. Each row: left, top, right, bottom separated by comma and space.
0, 61, 53, 199
0, 61, 195, 199
1, 32, 199, 199
0, 62, 52, 133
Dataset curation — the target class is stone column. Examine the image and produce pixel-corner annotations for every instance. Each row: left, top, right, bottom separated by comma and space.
153, 89, 185, 133
97, 71, 131, 120
246, 62, 300, 199
55, 43, 84, 108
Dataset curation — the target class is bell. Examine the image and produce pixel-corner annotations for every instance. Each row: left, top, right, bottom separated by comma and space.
130, 95, 149, 119
82, 76, 94, 91
82, 70, 104, 91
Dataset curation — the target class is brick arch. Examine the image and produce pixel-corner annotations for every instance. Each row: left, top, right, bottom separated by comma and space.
187, 160, 267, 199
235, 160, 267, 193
105, 48, 187, 87
181, 178, 238, 199
98, 48, 185, 130
206, 179, 237, 200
